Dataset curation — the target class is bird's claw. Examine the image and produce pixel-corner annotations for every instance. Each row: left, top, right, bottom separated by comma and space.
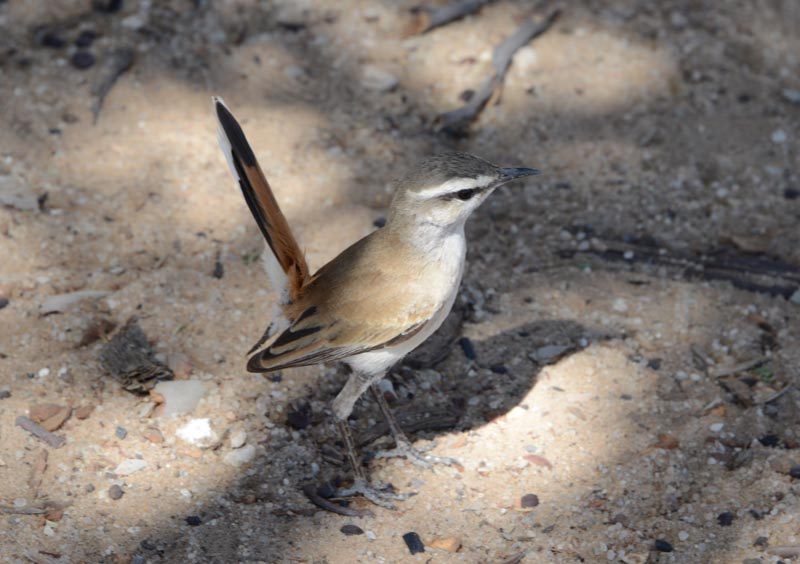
334, 478, 416, 510
373, 439, 460, 470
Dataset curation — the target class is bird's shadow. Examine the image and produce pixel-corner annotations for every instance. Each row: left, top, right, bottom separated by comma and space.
286, 307, 616, 495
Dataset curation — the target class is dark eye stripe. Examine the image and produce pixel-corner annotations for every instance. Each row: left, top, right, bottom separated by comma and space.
442, 188, 480, 201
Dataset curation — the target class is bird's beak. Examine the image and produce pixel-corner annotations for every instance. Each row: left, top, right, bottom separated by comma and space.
500, 167, 540, 182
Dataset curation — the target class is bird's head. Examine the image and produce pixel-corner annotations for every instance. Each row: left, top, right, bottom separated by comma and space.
388, 152, 539, 230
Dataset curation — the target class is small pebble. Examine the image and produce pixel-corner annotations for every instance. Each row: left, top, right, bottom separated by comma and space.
116, 426, 128, 439
85, 484, 95, 493
428, 537, 461, 552
185, 515, 202, 526
489, 363, 507, 374
718, 511, 735, 526
710, 423, 724, 433
789, 465, 800, 479
74, 405, 94, 419
784, 188, 800, 200
75, 30, 97, 48
771, 129, 787, 144
0, 297, 9, 309
143, 428, 164, 444
754, 536, 768, 547
108, 485, 124, 500
71, 51, 96, 70
402, 532, 425, 555
286, 403, 312, 430
0, 390, 10, 399
759, 434, 780, 447
373, 217, 386, 228
520, 493, 540, 508
340, 524, 364, 536
114, 459, 147, 476
647, 358, 662, 370
653, 539, 673, 552
40, 32, 66, 48
678, 531, 689, 541
229, 429, 247, 449
458, 337, 476, 360
223, 444, 256, 467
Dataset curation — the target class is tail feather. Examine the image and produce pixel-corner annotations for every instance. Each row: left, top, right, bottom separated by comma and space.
213, 97, 310, 303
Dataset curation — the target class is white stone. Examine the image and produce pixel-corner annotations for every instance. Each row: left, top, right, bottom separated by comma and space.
223, 444, 256, 467
771, 129, 787, 144
709, 422, 724, 432
0, 174, 38, 211
229, 429, 247, 449
155, 380, 207, 416
114, 459, 147, 476
360, 65, 398, 92
612, 298, 628, 312
176, 418, 217, 448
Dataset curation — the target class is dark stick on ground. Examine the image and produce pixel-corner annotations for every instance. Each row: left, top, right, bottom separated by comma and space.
414, 0, 495, 34
92, 48, 135, 124
301, 485, 374, 517
15, 416, 66, 449
438, 8, 561, 136
559, 240, 800, 298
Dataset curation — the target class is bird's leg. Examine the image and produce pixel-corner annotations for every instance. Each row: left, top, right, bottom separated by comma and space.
330, 369, 415, 509
332, 420, 414, 510
369, 382, 460, 469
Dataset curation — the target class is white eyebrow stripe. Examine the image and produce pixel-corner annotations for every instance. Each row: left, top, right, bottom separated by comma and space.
411, 175, 495, 199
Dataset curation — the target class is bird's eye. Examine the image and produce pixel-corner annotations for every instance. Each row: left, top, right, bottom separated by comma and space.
456, 188, 478, 201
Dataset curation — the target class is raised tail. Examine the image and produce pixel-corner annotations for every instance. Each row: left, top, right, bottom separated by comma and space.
213, 97, 309, 304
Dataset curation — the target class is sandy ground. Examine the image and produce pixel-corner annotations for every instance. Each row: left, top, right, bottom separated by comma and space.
1, 1, 800, 563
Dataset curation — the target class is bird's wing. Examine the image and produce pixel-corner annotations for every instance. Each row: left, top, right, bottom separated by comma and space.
246, 234, 444, 373
213, 97, 309, 303
246, 306, 430, 372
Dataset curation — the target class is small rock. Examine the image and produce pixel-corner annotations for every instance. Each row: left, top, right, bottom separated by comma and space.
612, 298, 628, 312
790, 289, 800, 305
114, 459, 147, 476
29, 403, 71, 432
340, 524, 364, 536
784, 188, 800, 200
40, 32, 66, 48
489, 363, 507, 374
108, 485, 124, 500
428, 537, 461, 552
71, 51, 96, 70
647, 358, 662, 370
223, 444, 256, 467
718, 511, 735, 526
783, 89, 800, 105
185, 515, 202, 526
74, 405, 94, 419
458, 337, 476, 360
116, 426, 128, 439
653, 539, 673, 552
754, 536, 768, 547
0, 390, 10, 400
75, 30, 97, 48
176, 418, 217, 448
85, 484, 95, 493
229, 429, 247, 449
402, 532, 425, 555
771, 129, 787, 144
40, 290, 110, 314
143, 428, 164, 444
286, 403, 312, 430
520, 493, 540, 508
529, 344, 569, 364
0, 297, 8, 310
373, 216, 386, 228
710, 422, 724, 433
790, 465, 800, 479
154, 379, 207, 416
360, 65, 398, 92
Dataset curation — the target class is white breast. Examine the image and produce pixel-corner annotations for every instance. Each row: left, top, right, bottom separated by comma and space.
347, 228, 466, 377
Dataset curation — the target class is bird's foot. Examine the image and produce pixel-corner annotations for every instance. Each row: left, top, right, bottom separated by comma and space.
333, 478, 415, 510
372, 438, 460, 470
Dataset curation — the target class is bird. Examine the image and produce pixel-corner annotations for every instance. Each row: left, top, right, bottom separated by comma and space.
213, 97, 539, 508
